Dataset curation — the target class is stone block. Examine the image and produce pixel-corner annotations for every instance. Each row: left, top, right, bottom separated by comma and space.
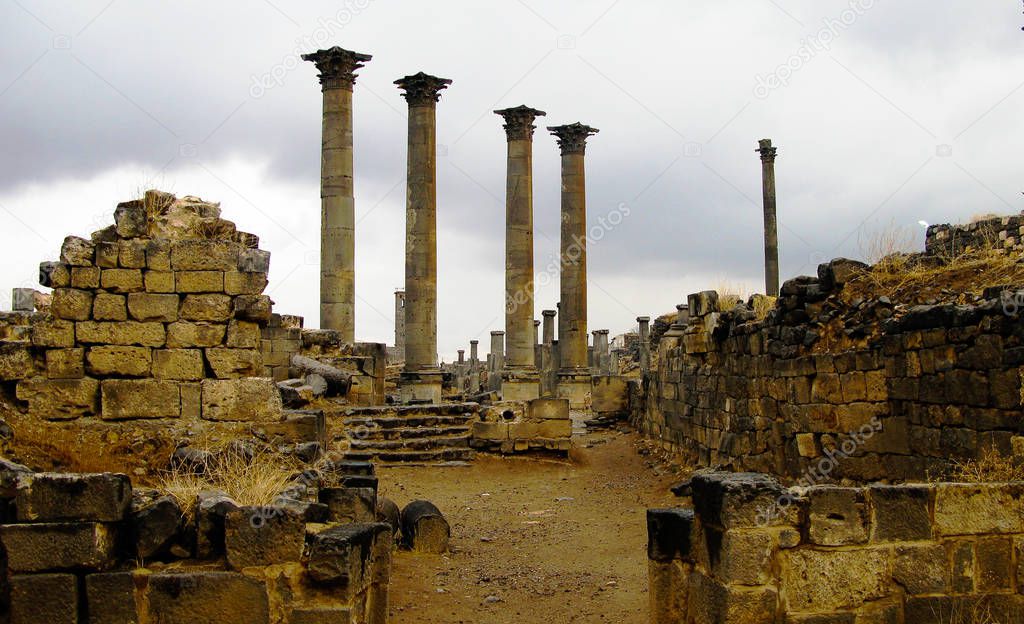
16, 472, 131, 522
869, 484, 932, 542
320, 486, 377, 524
0, 342, 36, 381
401, 500, 450, 554
95, 241, 119, 268
85, 572, 139, 624
237, 248, 270, 272
144, 572, 269, 623
118, 240, 147, 268
87, 346, 152, 377
196, 491, 239, 559
780, 547, 890, 612
1, 522, 117, 571
181, 294, 232, 321
114, 200, 147, 237
234, 294, 273, 322
143, 270, 175, 293
290, 609, 353, 624
201, 378, 282, 422
101, 379, 181, 419
31, 316, 75, 347
166, 321, 225, 348
170, 240, 240, 270
224, 506, 304, 569
145, 240, 171, 270
224, 271, 268, 295
16, 377, 99, 419
152, 348, 204, 380
976, 536, 1012, 591
892, 543, 947, 595
70, 265, 101, 289
181, 382, 201, 419
51, 288, 93, 321
10, 573, 78, 624
131, 495, 181, 558
205, 348, 263, 378
176, 270, 224, 293
226, 320, 260, 348
92, 293, 127, 321
61, 235, 95, 266
76, 321, 165, 347
472, 420, 509, 441
807, 486, 869, 546
647, 508, 694, 563
45, 348, 83, 379
306, 522, 390, 586
126, 293, 179, 322
684, 572, 777, 624
934, 483, 1024, 535
712, 528, 776, 585
690, 472, 789, 529
526, 396, 570, 420
100, 268, 144, 293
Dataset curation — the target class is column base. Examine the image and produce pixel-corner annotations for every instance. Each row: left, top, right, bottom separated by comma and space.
501, 367, 540, 401
399, 370, 443, 404
557, 370, 592, 410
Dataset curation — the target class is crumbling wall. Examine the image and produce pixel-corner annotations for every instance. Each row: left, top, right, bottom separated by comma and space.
926, 214, 1022, 257
632, 259, 1024, 482
648, 471, 1024, 623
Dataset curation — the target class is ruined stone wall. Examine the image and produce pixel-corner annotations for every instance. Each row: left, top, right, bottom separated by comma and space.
926, 213, 1024, 257
648, 471, 1024, 623
632, 260, 1024, 482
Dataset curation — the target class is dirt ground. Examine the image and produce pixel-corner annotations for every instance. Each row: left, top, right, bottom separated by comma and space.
378, 430, 683, 624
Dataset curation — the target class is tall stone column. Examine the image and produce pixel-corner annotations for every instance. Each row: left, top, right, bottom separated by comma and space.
393, 289, 406, 362
539, 309, 557, 397
488, 330, 505, 393
548, 122, 598, 408
637, 316, 651, 374
302, 47, 372, 341
469, 339, 480, 394
495, 106, 545, 400
757, 139, 779, 297
396, 72, 452, 403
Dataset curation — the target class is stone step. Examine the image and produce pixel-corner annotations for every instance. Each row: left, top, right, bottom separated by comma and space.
343, 447, 475, 463
340, 425, 471, 442
348, 434, 470, 452
340, 414, 475, 429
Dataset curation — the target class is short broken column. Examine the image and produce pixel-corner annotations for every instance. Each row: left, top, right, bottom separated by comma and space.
592, 329, 610, 375
757, 138, 780, 297
396, 72, 452, 403
548, 122, 599, 408
637, 316, 651, 374
488, 330, 505, 393
495, 105, 545, 401
400, 500, 449, 554
468, 339, 480, 393
393, 289, 405, 362
302, 47, 372, 342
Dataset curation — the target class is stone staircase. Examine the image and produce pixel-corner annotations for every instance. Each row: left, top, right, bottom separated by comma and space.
336, 404, 478, 463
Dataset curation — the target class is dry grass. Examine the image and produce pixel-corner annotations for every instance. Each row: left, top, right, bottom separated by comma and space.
714, 281, 749, 311
948, 449, 1024, 483
191, 218, 235, 240
932, 595, 1005, 624
750, 294, 777, 321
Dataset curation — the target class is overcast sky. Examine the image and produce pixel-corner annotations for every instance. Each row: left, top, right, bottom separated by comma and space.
1, 1, 1021, 359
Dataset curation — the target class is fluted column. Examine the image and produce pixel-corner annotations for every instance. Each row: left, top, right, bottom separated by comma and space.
396, 72, 452, 403
302, 47, 372, 341
757, 139, 779, 297
549, 122, 598, 408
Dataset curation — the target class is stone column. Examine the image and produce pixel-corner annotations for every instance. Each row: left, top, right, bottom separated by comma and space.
592, 329, 610, 375
469, 339, 480, 394
302, 47, 372, 341
488, 330, 505, 393
757, 139, 779, 297
542, 309, 556, 345
396, 72, 452, 403
533, 320, 541, 347
495, 106, 545, 400
637, 316, 651, 374
549, 122, 598, 408
393, 289, 406, 362
539, 309, 557, 397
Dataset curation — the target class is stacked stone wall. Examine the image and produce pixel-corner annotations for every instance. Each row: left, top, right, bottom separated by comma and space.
648, 471, 1024, 623
926, 213, 1024, 256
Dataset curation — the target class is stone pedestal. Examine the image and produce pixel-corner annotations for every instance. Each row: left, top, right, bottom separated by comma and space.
398, 371, 443, 404
302, 47, 372, 341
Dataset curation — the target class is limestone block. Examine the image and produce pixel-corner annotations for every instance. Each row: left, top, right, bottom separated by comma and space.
1, 522, 117, 572
92, 293, 127, 321
290, 608, 354, 624
101, 379, 181, 419
237, 248, 270, 273
224, 271, 268, 295
127, 292, 179, 322
934, 483, 1024, 535
95, 241, 119, 268
780, 547, 890, 612
16, 377, 99, 419
143, 270, 175, 293
145, 240, 171, 270
118, 240, 147, 269
224, 506, 305, 569
196, 491, 239, 559
234, 294, 273, 322
807, 486, 869, 546
181, 382, 201, 419
171, 240, 240, 271
646, 508, 695, 562
85, 572, 139, 624
401, 500, 450, 554
226, 320, 260, 348
131, 495, 182, 558
892, 543, 947, 595
306, 523, 390, 586
472, 420, 509, 442
70, 265, 101, 289
152, 349, 204, 380
86, 346, 152, 377
114, 200, 147, 237
0, 342, 36, 381
76, 321, 165, 347
100, 268, 144, 293
201, 377, 282, 422
205, 348, 262, 378
712, 528, 776, 585
976, 537, 1012, 592
31, 316, 75, 347
869, 484, 932, 542
320, 487, 377, 524
16, 472, 131, 522
176, 270, 224, 293
51, 288, 94, 321
690, 472, 790, 529
526, 396, 570, 420
144, 572, 269, 623
166, 321, 225, 348
9, 574, 78, 624
181, 294, 232, 321
61, 235, 95, 266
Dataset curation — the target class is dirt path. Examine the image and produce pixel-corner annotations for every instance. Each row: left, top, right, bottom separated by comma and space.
378, 431, 681, 624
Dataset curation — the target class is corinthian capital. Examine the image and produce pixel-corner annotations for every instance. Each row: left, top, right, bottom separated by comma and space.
301, 46, 373, 91
547, 122, 599, 155
395, 72, 453, 107
494, 105, 547, 141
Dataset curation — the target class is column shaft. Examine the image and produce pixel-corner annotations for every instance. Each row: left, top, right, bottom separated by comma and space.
558, 149, 589, 371
758, 139, 780, 297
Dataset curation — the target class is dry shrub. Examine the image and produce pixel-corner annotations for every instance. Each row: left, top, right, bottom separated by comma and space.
948, 449, 1024, 483
932, 595, 1005, 624
714, 281, 749, 311
191, 218, 235, 240
750, 294, 777, 321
